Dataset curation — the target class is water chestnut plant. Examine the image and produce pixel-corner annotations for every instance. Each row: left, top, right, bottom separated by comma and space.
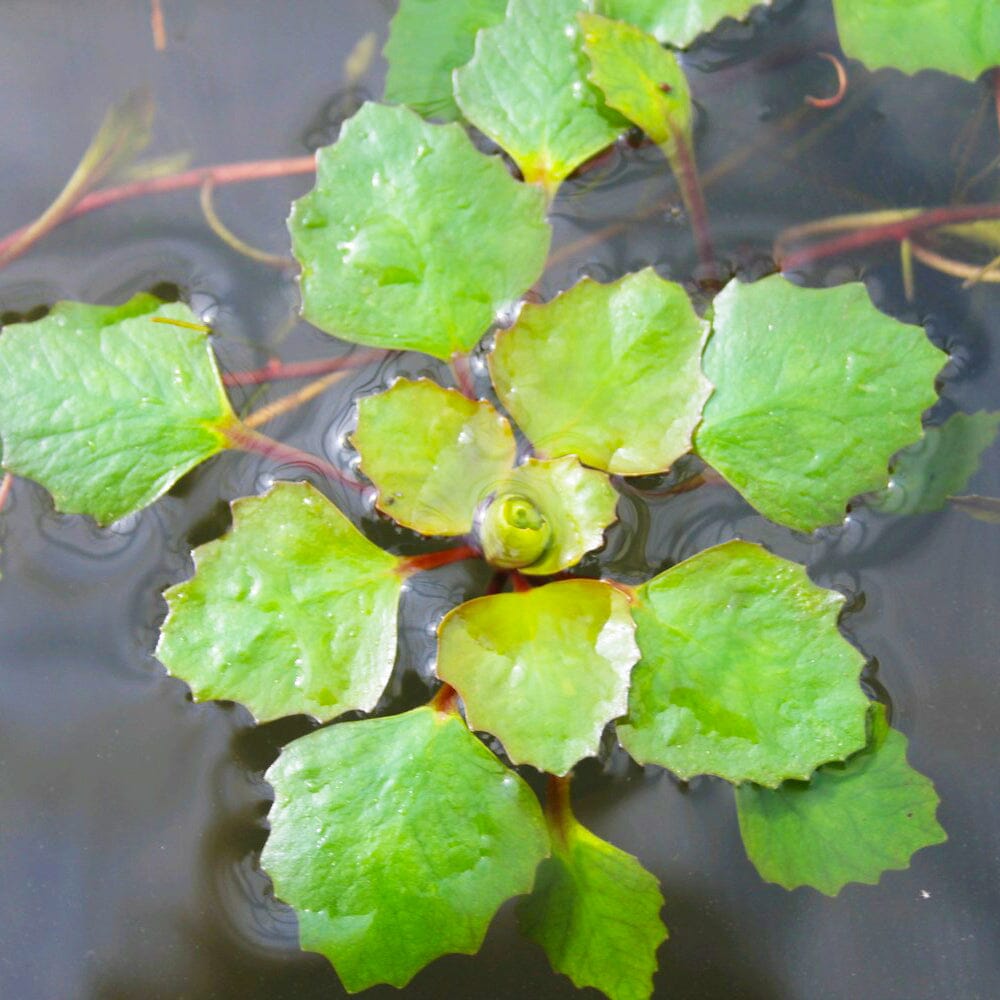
3, 0, 995, 997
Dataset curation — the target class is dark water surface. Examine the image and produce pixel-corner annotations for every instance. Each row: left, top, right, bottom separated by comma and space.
1, 2, 998, 998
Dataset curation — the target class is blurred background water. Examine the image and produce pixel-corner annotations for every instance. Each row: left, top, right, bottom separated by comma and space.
0, 2, 997, 997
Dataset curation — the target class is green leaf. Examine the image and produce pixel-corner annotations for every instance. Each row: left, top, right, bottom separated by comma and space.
157, 481, 404, 723
519, 783, 667, 1000
618, 540, 870, 787
453, 0, 625, 197
735, 704, 947, 895
695, 276, 947, 532
353, 378, 516, 535
872, 410, 1000, 516
481, 456, 619, 575
289, 102, 551, 361
490, 269, 710, 475
580, 13, 693, 151
950, 494, 1000, 523
383, 0, 508, 121
262, 706, 549, 991
598, 0, 773, 48
437, 580, 639, 775
0, 294, 235, 525
831, 0, 1000, 81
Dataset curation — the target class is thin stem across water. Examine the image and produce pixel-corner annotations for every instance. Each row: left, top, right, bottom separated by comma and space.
223, 422, 360, 489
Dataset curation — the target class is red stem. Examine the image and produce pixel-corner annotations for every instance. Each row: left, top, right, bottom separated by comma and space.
780, 202, 1000, 270
449, 352, 476, 399
0, 155, 316, 266
545, 775, 573, 846
430, 682, 460, 715
398, 544, 480, 576
222, 422, 361, 489
0, 473, 12, 516
511, 572, 533, 593
668, 126, 716, 279
223, 348, 383, 387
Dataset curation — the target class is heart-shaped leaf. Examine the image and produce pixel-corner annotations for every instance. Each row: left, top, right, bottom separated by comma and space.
290, 102, 551, 360
519, 781, 667, 1000
832, 0, 1000, 81
383, 0, 508, 121
481, 456, 619, 575
437, 580, 639, 775
618, 540, 870, 787
872, 410, 1000, 516
735, 704, 947, 895
695, 275, 947, 532
490, 269, 711, 474
262, 706, 549, 991
598, 0, 774, 48
454, 0, 624, 197
157, 481, 404, 723
353, 378, 516, 535
0, 294, 235, 525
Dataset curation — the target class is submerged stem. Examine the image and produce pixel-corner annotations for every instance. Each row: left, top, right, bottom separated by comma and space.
664, 128, 716, 279
545, 774, 574, 846
0, 473, 13, 516
222, 348, 383, 387
222, 422, 361, 489
242, 369, 351, 430
397, 545, 480, 576
199, 177, 293, 268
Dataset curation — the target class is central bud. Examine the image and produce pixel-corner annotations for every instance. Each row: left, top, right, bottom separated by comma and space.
478, 493, 552, 570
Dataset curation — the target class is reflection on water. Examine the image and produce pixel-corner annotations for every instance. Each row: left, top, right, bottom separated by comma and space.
1, 1, 999, 999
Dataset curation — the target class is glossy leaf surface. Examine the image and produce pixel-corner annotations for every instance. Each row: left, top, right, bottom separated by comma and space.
437, 580, 639, 775
872, 410, 1000, 516
618, 541, 869, 786
262, 707, 548, 991
353, 378, 516, 535
158, 482, 403, 723
290, 102, 550, 360
832, 0, 1000, 81
581, 14, 692, 150
490, 270, 710, 474
454, 0, 624, 196
599, 0, 772, 47
0, 295, 233, 525
485, 456, 619, 575
383, 0, 508, 121
520, 787, 667, 1000
736, 704, 947, 895
695, 276, 946, 532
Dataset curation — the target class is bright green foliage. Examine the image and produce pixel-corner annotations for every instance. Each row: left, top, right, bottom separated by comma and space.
873, 411, 1000, 516
353, 378, 516, 535
490, 270, 710, 474
832, 0, 1000, 81
383, 0, 508, 121
289, 102, 551, 360
520, 786, 667, 1000
0, 295, 234, 525
695, 276, 946, 532
157, 482, 404, 723
618, 540, 869, 787
580, 14, 692, 151
599, 0, 772, 47
736, 704, 947, 895
262, 707, 549, 991
489, 457, 619, 575
437, 580, 638, 775
453, 0, 625, 197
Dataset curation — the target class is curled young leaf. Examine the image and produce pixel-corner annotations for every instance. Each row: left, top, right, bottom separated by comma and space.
0, 294, 234, 525
262, 706, 549, 991
157, 481, 404, 723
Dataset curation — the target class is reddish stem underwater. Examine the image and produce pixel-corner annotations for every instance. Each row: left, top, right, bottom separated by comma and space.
223, 348, 384, 387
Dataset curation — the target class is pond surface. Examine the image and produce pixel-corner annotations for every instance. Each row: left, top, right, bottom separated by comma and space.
1, 2, 998, 998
